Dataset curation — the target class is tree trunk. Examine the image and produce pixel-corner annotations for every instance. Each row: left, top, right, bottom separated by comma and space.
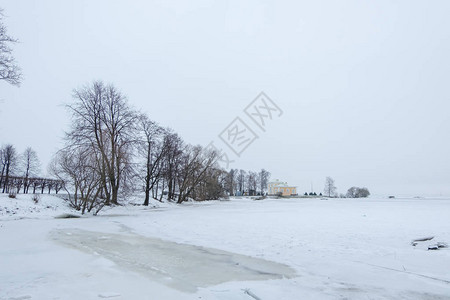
143, 148, 151, 206
2, 162, 10, 193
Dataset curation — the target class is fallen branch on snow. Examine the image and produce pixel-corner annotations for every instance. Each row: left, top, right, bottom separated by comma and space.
412, 236, 434, 243
411, 236, 434, 246
243, 288, 262, 300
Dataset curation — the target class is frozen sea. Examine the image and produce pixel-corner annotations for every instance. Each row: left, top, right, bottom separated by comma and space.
1, 194, 449, 299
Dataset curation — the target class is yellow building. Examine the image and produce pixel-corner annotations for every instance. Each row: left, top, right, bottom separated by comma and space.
268, 179, 297, 196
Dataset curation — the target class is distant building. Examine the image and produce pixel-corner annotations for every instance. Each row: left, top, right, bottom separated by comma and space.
268, 179, 297, 196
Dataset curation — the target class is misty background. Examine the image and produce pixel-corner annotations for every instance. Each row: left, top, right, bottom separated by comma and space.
1, 0, 450, 196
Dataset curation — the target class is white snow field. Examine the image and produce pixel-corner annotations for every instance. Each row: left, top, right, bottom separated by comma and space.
1, 194, 450, 299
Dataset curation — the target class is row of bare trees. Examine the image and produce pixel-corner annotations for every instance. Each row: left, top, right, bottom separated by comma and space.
225, 169, 271, 196
0, 144, 50, 194
49, 81, 235, 214
323, 176, 370, 198
2, 176, 62, 195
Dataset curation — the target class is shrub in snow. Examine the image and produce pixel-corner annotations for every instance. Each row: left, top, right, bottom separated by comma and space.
32, 194, 41, 204
346, 187, 370, 198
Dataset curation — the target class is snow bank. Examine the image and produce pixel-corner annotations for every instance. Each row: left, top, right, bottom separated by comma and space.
0, 193, 76, 220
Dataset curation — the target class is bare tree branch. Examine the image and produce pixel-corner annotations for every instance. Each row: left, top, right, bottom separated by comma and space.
0, 8, 22, 86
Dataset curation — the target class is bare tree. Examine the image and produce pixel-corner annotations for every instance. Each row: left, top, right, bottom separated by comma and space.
237, 169, 246, 195
0, 146, 5, 190
161, 132, 184, 201
1, 144, 17, 193
258, 169, 270, 195
67, 81, 137, 205
136, 114, 169, 205
176, 145, 219, 203
357, 187, 370, 198
0, 8, 21, 86
21, 147, 41, 193
49, 147, 103, 214
192, 167, 227, 201
324, 176, 337, 197
225, 169, 238, 196
246, 171, 258, 196
346, 187, 370, 198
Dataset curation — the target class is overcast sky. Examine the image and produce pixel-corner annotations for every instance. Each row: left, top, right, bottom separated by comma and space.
1, 0, 450, 197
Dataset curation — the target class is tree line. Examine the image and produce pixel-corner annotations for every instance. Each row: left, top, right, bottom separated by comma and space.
223, 169, 270, 196
0, 145, 63, 195
47, 81, 270, 214
323, 176, 370, 198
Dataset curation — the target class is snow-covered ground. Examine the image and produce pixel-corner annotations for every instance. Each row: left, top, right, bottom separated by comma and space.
0, 194, 449, 299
